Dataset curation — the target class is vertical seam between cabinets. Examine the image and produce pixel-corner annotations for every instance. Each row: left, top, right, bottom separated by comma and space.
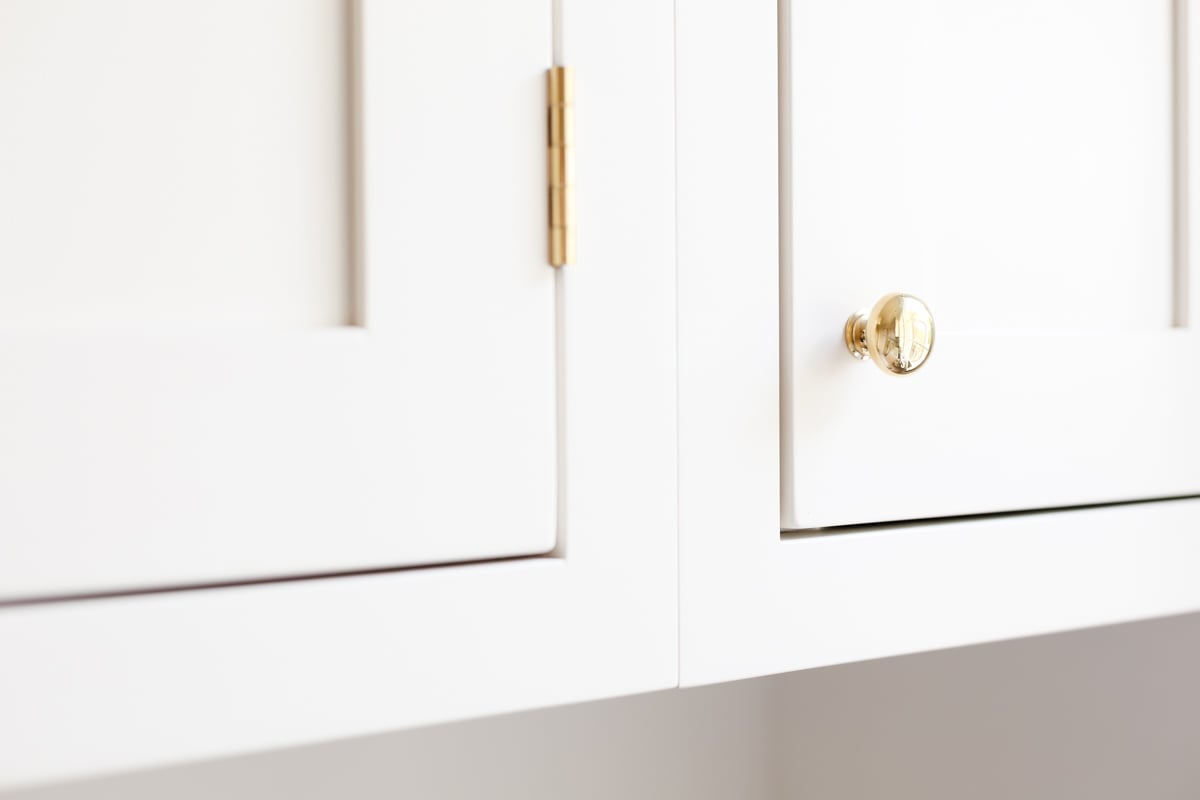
672, 0, 683, 687
777, 0, 793, 531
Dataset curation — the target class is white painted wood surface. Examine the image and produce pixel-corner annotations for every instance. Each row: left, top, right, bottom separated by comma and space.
781, 0, 1200, 528
0, 0, 353, 328
677, 0, 1200, 688
787, 0, 1174, 334
0, 0, 352, 328
0, 0, 678, 787
5, 0, 1199, 788
0, 0, 559, 598
12, 615, 1200, 800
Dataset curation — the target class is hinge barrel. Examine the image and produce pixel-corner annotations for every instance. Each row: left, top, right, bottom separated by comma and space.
548, 66, 574, 267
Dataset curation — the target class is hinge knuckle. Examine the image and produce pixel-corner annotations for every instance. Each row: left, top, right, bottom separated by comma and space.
548, 66, 574, 267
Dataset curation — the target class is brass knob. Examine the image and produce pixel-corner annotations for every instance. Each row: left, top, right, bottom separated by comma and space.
843, 293, 935, 375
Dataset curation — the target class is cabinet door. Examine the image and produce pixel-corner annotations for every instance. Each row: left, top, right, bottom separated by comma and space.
781, 0, 1200, 528
0, 0, 679, 785
0, 0, 556, 599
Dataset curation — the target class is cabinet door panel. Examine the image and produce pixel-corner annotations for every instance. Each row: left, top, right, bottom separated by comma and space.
782, 0, 1200, 528
0, 0, 557, 599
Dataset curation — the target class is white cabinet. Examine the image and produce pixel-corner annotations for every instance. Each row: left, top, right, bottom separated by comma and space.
0, 0, 677, 788
0, 0, 558, 598
678, 0, 1200, 688
781, 0, 1200, 529
6, 0, 1200, 790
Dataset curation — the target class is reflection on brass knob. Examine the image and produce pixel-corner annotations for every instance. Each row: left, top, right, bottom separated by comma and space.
843, 293, 935, 375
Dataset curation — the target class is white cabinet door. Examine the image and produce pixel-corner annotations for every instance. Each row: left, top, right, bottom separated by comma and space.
0, 0, 679, 786
781, 0, 1200, 528
0, 0, 556, 599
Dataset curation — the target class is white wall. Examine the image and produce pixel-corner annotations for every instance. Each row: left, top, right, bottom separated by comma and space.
10, 613, 1200, 799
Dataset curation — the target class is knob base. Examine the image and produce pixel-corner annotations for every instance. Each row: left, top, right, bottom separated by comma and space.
843, 311, 870, 360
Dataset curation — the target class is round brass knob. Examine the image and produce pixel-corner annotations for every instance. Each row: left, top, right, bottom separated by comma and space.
843, 293, 935, 376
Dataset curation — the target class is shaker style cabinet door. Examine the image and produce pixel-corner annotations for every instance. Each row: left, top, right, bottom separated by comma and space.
781, 0, 1200, 529
0, 0, 678, 784
0, 0, 557, 599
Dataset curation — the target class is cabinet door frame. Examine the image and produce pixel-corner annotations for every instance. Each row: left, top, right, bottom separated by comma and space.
0, 0, 678, 788
677, 0, 1200, 688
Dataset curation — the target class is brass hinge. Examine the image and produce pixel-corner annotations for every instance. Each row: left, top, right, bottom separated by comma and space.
548, 66, 574, 267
